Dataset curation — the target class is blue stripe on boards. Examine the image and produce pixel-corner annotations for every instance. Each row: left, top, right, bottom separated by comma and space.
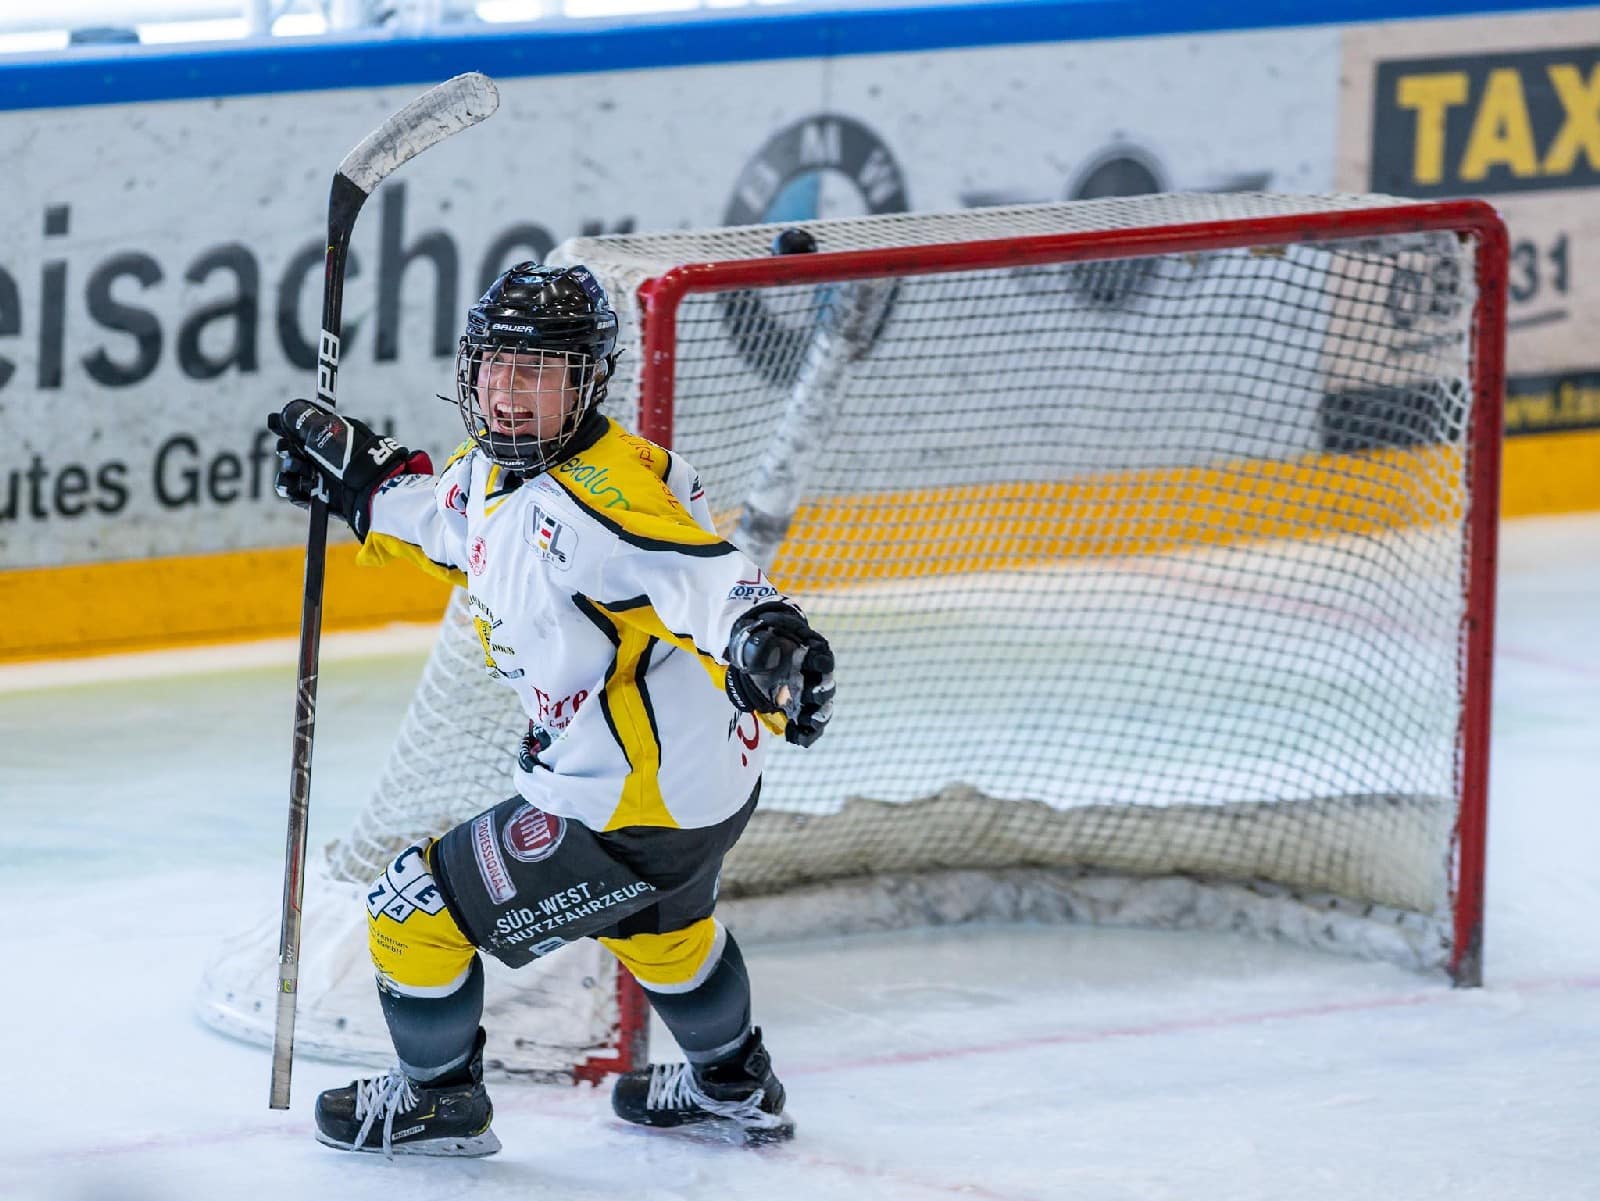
0, 0, 1593, 112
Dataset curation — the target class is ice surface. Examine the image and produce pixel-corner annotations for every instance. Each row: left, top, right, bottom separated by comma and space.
2, 514, 1597, 1201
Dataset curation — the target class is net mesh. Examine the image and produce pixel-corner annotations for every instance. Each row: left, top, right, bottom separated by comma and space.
199, 194, 1488, 1074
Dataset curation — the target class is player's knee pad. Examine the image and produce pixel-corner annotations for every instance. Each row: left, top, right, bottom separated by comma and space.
599, 917, 726, 993
366, 840, 477, 997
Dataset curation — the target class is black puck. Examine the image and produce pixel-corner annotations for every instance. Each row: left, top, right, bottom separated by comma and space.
770, 227, 818, 256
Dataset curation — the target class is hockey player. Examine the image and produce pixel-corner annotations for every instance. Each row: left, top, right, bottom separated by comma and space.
266, 262, 835, 1157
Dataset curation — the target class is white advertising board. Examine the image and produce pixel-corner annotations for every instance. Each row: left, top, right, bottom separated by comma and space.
0, 26, 1338, 569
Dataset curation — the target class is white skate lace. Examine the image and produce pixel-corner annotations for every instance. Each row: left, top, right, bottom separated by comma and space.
350, 1067, 421, 1158
644, 1061, 785, 1130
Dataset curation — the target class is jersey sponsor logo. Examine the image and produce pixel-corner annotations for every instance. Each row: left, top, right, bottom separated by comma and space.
531, 684, 588, 730
503, 803, 566, 863
722, 114, 907, 385
615, 433, 687, 508
526, 503, 575, 568
471, 812, 517, 904
366, 843, 447, 924
728, 570, 778, 602
556, 455, 630, 510
375, 472, 429, 498
491, 880, 657, 947
444, 483, 468, 514
468, 535, 488, 575
619, 432, 656, 468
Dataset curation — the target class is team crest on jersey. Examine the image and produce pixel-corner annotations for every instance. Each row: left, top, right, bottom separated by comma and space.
366, 844, 448, 924
503, 804, 566, 863
470, 604, 524, 681
526, 504, 575, 569
468, 535, 488, 575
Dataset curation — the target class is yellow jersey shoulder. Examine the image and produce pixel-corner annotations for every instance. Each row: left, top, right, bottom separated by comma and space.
550, 421, 719, 548
442, 439, 477, 471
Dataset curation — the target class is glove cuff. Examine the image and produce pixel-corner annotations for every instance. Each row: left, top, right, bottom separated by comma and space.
347, 448, 431, 541
724, 667, 763, 713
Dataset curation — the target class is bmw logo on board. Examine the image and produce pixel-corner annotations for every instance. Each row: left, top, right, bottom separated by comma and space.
721, 115, 909, 385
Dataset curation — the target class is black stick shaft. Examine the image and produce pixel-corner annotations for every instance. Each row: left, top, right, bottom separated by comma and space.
270, 174, 367, 1111
263, 72, 499, 1111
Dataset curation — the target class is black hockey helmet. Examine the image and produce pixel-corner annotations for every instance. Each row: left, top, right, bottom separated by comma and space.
455, 262, 620, 475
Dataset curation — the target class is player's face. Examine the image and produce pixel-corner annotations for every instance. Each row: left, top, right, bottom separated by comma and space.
479, 349, 578, 438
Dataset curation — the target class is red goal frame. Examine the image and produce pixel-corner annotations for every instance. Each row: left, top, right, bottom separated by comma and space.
630, 200, 1507, 987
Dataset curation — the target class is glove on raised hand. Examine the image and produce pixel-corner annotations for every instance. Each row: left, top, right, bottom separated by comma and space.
725, 601, 836, 747
266, 397, 429, 541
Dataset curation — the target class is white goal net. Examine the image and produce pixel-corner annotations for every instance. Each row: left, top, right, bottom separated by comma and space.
198, 192, 1504, 1077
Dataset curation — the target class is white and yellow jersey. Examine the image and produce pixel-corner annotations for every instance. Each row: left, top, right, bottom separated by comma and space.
358, 414, 787, 832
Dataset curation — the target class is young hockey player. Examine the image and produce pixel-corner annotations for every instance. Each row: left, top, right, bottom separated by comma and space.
266, 262, 835, 1157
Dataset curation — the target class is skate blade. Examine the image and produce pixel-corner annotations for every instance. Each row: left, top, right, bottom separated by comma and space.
742, 1116, 796, 1147
315, 1129, 503, 1157
622, 1113, 795, 1148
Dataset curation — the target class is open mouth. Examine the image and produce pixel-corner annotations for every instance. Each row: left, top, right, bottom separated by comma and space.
488, 403, 540, 435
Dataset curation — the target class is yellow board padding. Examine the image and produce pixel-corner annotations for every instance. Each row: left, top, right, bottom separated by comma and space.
764, 443, 1468, 591
367, 841, 478, 996
1500, 429, 1600, 518
763, 435, 1600, 593
0, 539, 455, 663
1, 430, 1595, 664
599, 917, 723, 992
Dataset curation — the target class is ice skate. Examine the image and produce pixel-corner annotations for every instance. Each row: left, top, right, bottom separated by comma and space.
313, 1030, 500, 1157
611, 1027, 794, 1145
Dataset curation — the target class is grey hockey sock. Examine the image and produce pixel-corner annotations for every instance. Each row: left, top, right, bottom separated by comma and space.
377, 953, 486, 1083
640, 929, 755, 1065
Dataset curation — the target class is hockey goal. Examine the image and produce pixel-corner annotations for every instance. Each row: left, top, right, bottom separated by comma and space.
199, 193, 1506, 1080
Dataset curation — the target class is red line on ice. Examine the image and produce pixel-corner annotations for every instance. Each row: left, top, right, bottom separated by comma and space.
796, 972, 1600, 1075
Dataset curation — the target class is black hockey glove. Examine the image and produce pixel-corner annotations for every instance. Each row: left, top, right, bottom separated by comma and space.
266, 398, 427, 541
724, 602, 835, 748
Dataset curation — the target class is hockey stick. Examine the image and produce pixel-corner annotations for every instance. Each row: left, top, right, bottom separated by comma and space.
271, 71, 500, 1111
734, 241, 893, 569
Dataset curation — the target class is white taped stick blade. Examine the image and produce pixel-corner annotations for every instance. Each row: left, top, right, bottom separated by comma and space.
338, 72, 500, 195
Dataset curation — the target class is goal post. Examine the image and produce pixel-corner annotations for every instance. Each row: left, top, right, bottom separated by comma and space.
198, 193, 1506, 1080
